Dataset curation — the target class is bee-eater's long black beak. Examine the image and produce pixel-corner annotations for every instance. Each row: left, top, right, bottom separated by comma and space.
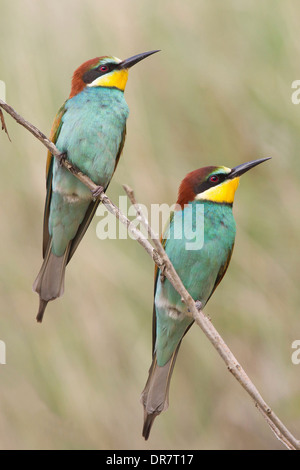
118, 50, 160, 69
229, 157, 271, 179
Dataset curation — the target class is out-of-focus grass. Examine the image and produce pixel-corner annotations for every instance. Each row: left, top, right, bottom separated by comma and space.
0, 0, 299, 450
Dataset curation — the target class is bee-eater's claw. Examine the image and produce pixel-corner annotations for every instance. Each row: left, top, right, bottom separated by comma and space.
57, 152, 67, 166
187, 300, 203, 313
159, 262, 166, 283
92, 185, 104, 199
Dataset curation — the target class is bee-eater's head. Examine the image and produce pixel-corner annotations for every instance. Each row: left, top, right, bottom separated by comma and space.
69, 50, 160, 98
177, 158, 271, 208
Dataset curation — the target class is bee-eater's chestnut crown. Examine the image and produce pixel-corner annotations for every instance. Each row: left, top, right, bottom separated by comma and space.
69, 50, 160, 98
177, 158, 271, 208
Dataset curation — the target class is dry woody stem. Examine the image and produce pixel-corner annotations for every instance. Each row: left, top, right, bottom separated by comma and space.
1, 98, 299, 450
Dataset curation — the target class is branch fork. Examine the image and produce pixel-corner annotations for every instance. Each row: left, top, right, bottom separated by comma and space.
0, 98, 299, 450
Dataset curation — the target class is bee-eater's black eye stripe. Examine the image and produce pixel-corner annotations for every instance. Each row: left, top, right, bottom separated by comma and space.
194, 173, 227, 194
82, 63, 118, 84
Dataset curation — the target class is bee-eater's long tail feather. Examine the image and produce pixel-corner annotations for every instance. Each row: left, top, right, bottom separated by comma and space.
36, 299, 49, 323
141, 345, 181, 440
33, 241, 70, 322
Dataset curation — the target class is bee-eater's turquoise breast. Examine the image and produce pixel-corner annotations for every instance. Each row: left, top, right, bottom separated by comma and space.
49, 86, 129, 256
155, 200, 236, 366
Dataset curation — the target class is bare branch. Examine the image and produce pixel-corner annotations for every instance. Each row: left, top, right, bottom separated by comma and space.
1, 98, 299, 450
0, 107, 11, 141
255, 404, 296, 451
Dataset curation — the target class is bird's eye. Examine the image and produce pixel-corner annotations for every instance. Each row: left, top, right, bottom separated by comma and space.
209, 175, 219, 183
100, 65, 109, 72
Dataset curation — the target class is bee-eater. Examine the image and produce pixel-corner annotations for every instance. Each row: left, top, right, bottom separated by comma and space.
141, 157, 271, 439
33, 50, 159, 322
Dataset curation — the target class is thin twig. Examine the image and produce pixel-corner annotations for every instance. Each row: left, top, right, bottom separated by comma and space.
0, 108, 11, 141
0, 99, 299, 450
255, 403, 295, 451
123, 184, 191, 307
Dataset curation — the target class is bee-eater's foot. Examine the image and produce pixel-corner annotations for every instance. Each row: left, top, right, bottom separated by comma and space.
159, 260, 166, 283
57, 152, 67, 166
188, 300, 203, 313
91, 185, 104, 198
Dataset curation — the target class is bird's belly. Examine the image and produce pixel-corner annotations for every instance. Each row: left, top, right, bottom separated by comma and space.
48, 187, 90, 256
64, 128, 118, 187
154, 238, 232, 366
158, 239, 229, 311
52, 160, 92, 200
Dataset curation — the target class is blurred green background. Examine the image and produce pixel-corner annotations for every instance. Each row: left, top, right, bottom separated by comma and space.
0, 0, 299, 450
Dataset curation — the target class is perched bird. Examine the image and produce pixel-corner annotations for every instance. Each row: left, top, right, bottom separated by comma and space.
33, 50, 159, 322
141, 157, 271, 439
